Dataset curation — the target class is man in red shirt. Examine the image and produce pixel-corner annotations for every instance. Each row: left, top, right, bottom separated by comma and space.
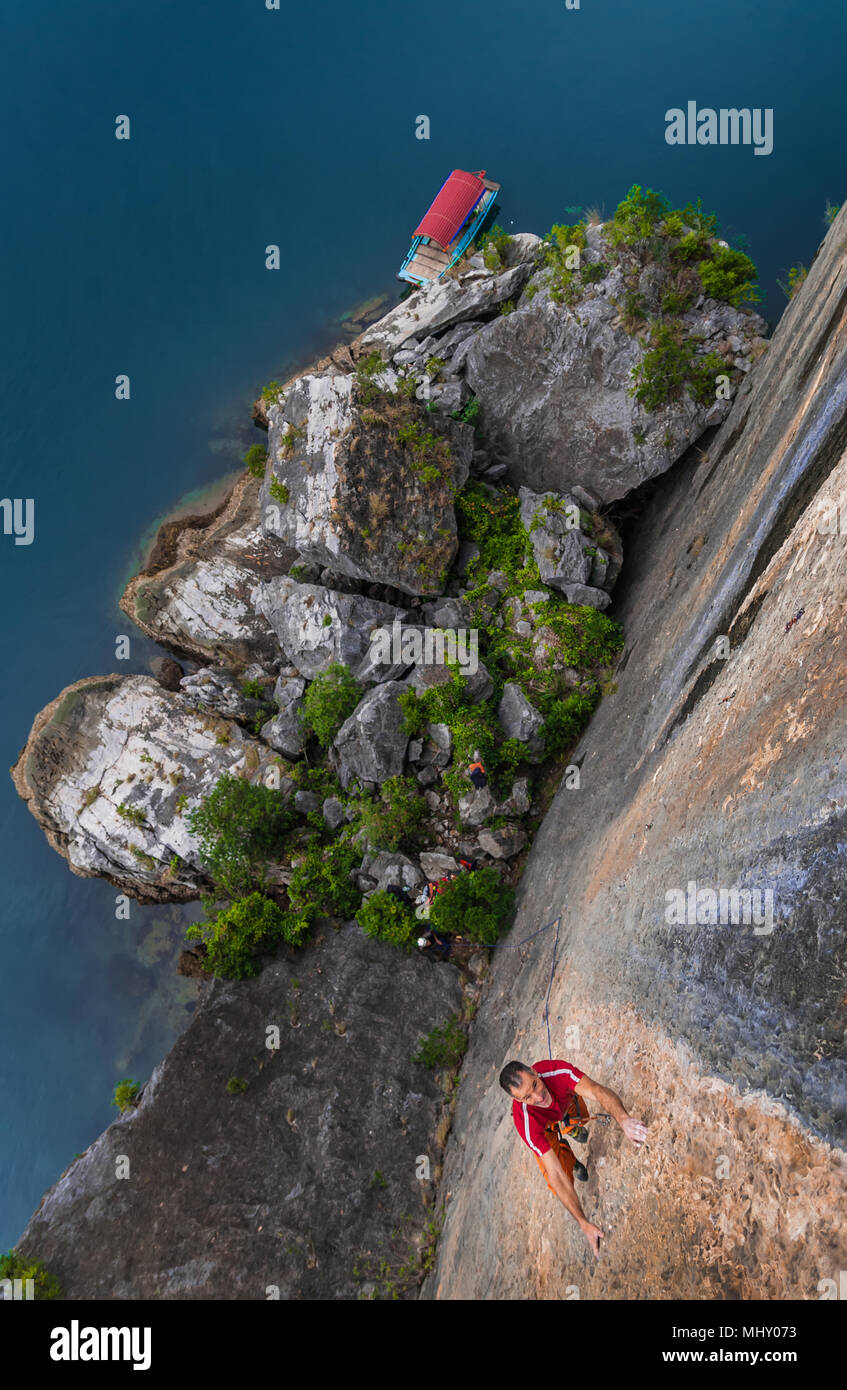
500, 1058, 647, 1258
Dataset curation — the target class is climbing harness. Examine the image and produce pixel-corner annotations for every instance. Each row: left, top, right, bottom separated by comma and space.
555, 1112, 611, 1141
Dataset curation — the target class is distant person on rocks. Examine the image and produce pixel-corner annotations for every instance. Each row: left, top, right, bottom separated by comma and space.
500, 1058, 647, 1259
466, 751, 487, 790
416, 927, 453, 961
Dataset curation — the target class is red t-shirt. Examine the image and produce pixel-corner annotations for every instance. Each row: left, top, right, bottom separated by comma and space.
511, 1059, 584, 1156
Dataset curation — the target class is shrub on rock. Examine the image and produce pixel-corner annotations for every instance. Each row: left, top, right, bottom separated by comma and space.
428, 865, 514, 943
358, 889, 416, 948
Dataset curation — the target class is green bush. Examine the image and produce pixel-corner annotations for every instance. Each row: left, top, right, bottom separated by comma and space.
0, 1250, 61, 1300
226, 1076, 249, 1095
244, 443, 268, 479
287, 840, 361, 922
454, 482, 538, 588
358, 890, 416, 948
112, 1079, 141, 1112
629, 322, 694, 411
428, 866, 514, 943
300, 663, 363, 749
450, 395, 481, 427
353, 776, 425, 852
187, 892, 299, 979
414, 1016, 467, 1069
541, 687, 599, 756
187, 773, 295, 898
268, 478, 290, 504
697, 245, 759, 306
607, 185, 670, 246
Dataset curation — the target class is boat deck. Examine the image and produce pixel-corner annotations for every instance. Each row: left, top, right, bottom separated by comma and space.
399, 176, 502, 286
403, 241, 451, 284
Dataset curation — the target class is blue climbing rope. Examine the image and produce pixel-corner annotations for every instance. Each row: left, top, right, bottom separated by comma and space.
476, 913, 562, 1058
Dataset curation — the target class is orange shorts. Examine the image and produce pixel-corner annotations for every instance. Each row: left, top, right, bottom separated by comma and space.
534, 1093, 590, 1193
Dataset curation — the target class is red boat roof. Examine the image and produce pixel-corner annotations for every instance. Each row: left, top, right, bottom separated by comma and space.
414, 170, 486, 249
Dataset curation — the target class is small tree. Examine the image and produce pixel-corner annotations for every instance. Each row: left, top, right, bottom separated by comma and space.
187, 773, 294, 898
358, 890, 416, 948
354, 776, 425, 852
428, 866, 514, 944
300, 663, 362, 748
186, 892, 298, 979
112, 1079, 141, 1113
244, 443, 268, 479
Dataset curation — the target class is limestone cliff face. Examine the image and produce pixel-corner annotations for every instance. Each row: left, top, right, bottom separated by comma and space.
426, 209, 847, 1299
15, 923, 467, 1299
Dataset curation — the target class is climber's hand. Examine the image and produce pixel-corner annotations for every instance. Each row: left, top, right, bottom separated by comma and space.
620, 1115, 647, 1147
580, 1221, 604, 1258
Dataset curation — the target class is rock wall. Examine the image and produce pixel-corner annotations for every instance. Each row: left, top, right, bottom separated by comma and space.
15, 923, 467, 1299
426, 208, 847, 1299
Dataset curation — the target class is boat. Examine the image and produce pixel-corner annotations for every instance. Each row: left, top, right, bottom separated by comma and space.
398, 169, 501, 286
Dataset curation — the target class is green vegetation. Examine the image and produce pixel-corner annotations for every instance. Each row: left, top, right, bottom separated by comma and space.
357, 889, 417, 948
697, 244, 758, 307
478, 223, 513, 272
414, 1016, 468, 1069
286, 840, 361, 926
351, 776, 425, 853
428, 865, 514, 943
354, 1208, 444, 1300
778, 265, 809, 300
226, 1076, 249, 1095
262, 380, 283, 402
542, 221, 588, 305
187, 892, 300, 978
244, 443, 268, 479
0, 1250, 61, 1300
187, 772, 295, 898
299, 662, 363, 749
112, 1079, 141, 1112
117, 802, 147, 827
397, 419, 453, 486
450, 394, 481, 427
268, 478, 290, 504
629, 322, 726, 412
241, 677, 267, 699
825, 200, 840, 227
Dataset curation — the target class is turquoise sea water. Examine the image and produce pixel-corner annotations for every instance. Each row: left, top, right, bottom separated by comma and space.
1, 0, 845, 1246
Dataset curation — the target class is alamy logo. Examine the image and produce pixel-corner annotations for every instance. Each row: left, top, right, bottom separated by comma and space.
1, 497, 34, 546
370, 619, 479, 676
0, 1277, 34, 1299
665, 880, 775, 935
50, 1321, 152, 1371
665, 103, 773, 156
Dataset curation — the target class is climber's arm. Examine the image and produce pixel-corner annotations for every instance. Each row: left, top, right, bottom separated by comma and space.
540, 1149, 604, 1257
575, 1074, 647, 1147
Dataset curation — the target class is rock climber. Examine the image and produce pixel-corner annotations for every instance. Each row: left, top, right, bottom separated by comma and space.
499, 1058, 648, 1258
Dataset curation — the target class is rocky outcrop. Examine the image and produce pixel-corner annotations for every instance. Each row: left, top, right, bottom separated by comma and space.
460, 226, 767, 501
519, 486, 623, 610
121, 473, 294, 667
253, 576, 409, 681
259, 373, 473, 597
359, 259, 538, 357
426, 206, 847, 1300
10, 675, 282, 902
330, 682, 410, 790
14, 922, 465, 1299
